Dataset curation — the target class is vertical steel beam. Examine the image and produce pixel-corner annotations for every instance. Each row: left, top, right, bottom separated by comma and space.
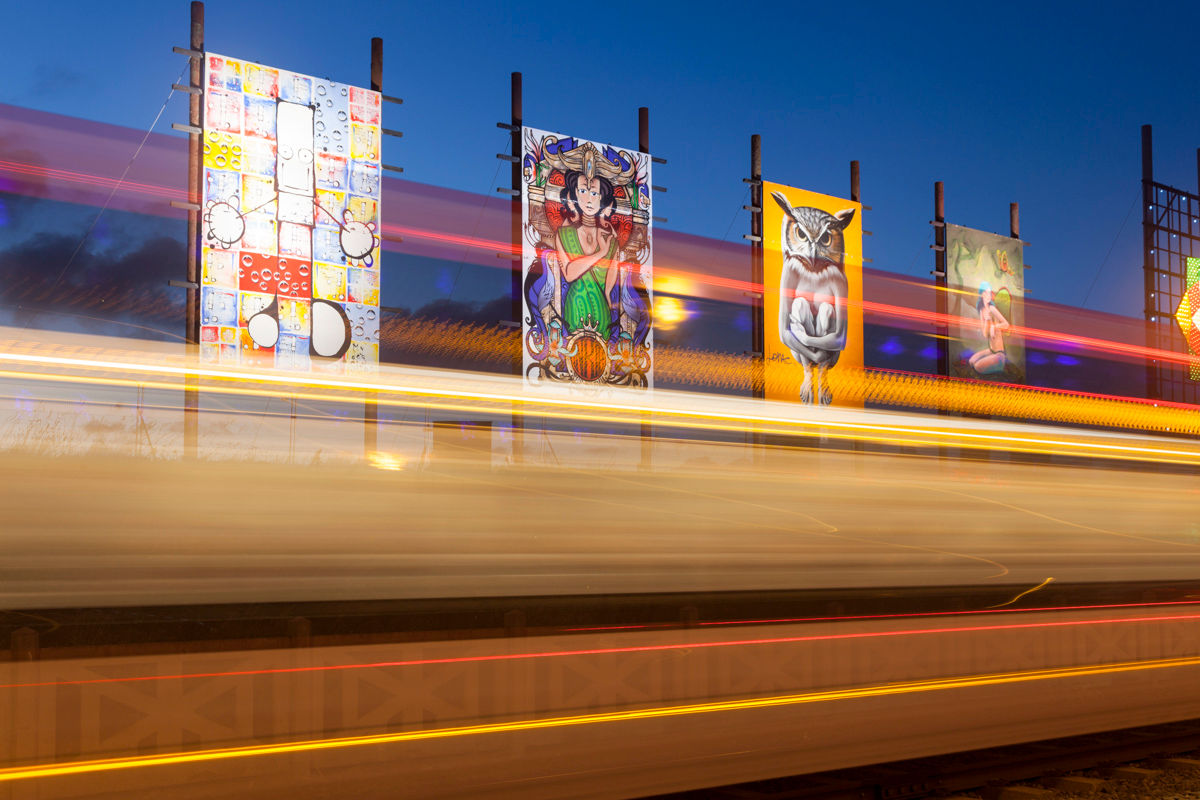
1142, 124, 1157, 400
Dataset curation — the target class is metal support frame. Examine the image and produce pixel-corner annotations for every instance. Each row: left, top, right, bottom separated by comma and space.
1141, 125, 1200, 404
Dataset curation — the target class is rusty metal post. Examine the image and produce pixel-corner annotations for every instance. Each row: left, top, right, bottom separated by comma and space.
750, 135, 763, 459
751, 135, 764, 387
510, 72, 524, 464
1010, 201, 1020, 240
934, 181, 947, 381
639, 106, 652, 470
850, 160, 860, 204
183, 1, 204, 459
364, 37, 382, 458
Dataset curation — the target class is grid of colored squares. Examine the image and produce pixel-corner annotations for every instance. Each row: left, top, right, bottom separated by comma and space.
200, 52, 381, 371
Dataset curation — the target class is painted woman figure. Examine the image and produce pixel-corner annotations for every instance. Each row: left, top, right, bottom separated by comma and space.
522, 132, 652, 385
551, 161, 621, 339
968, 281, 1010, 375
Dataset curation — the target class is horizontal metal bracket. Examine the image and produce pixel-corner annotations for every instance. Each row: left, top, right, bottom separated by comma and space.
172, 46, 203, 58
496, 153, 518, 162
929, 244, 945, 252
496, 122, 519, 131
171, 83, 201, 95
863, 230, 873, 236
381, 233, 404, 243
171, 123, 202, 135
743, 234, 762, 243
929, 220, 945, 227
170, 200, 201, 211
498, 320, 521, 328
743, 178, 762, 185
652, 185, 666, 193
381, 94, 403, 105
381, 128, 404, 138
168, 279, 199, 290
743, 205, 761, 213
496, 187, 520, 197
861, 205, 873, 211
651, 156, 667, 165
652, 216, 668, 224
863, 257, 873, 263
381, 164, 404, 173
496, 252, 519, 260
930, 270, 946, 277
742, 291, 763, 299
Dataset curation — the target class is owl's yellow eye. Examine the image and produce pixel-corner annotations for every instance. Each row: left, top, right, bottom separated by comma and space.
819, 232, 833, 247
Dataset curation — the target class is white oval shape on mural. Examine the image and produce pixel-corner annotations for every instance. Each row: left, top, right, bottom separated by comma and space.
311, 300, 349, 358
247, 312, 279, 349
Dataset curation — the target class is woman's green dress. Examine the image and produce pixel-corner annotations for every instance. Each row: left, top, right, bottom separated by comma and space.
559, 226, 617, 338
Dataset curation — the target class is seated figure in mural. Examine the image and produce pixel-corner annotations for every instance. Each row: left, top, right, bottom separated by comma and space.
550, 159, 621, 339
969, 281, 1010, 375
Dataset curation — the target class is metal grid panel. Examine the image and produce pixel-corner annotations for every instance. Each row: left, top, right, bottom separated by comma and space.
1144, 180, 1200, 403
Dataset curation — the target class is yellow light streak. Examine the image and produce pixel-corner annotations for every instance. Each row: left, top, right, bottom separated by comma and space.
987, 577, 1056, 609
4, 654, 1200, 782
1, 358, 1199, 468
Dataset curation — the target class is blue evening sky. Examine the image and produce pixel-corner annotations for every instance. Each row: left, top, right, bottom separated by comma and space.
3, 0, 1199, 317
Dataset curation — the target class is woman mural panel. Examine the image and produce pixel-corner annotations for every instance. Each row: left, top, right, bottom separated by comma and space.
521, 128, 653, 388
946, 223, 1026, 383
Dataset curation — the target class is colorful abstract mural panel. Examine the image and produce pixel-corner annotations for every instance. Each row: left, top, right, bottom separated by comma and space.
200, 52, 381, 371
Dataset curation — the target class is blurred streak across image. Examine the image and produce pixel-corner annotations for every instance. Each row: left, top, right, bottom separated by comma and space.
5, 12, 1200, 795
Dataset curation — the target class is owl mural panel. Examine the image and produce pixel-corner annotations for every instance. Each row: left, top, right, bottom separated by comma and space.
762, 181, 863, 406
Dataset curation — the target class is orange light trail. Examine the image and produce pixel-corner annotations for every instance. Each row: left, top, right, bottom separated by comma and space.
5, 610, 1200, 692
4, 654, 1200, 782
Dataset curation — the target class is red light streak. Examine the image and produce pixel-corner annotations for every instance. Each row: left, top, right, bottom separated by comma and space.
5, 609, 1200, 692
0, 158, 184, 201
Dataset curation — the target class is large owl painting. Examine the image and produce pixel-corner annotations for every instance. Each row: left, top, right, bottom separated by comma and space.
762, 181, 863, 405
